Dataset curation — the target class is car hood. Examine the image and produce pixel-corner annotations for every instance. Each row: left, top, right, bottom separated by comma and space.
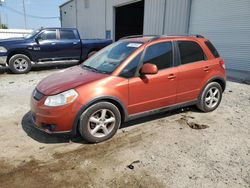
0, 37, 27, 46
36, 66, 109, 96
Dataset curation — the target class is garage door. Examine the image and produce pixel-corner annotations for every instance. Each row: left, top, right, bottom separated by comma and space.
189, 0, 250, 72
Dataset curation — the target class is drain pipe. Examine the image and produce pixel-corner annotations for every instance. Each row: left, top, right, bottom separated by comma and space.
162, 0, 167, 35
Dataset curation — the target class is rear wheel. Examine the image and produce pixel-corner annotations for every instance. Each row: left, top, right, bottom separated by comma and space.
9, 54, 32, 74
78, 102, 121, 143
196, 82, 222, 112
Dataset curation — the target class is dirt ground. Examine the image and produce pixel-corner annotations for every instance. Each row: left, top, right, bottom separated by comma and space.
0, 65, 250, 188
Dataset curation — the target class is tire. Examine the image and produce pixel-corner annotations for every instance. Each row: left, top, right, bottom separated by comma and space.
87, 51, 97, 58
196, 82, 223, 112
78, 102, 121, 143
8, 54, 32, 74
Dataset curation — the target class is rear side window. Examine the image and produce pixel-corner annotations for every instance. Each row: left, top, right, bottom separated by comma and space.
60, 30, 77, 40
178, 41, 205, 65
143, 42, 173, 70
205, 40, 220, 58
120, 52, 142, 78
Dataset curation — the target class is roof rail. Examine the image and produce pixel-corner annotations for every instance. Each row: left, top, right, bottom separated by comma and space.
119, 34, 205, 42
162, 34, 204, 38
119, 35, 159, 40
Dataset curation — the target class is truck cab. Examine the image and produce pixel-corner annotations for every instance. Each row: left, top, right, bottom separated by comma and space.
0, 28, 112, 74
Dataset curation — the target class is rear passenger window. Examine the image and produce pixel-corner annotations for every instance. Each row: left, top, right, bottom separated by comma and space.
143, 42, 173, 70
178, 41, 205, 65
60, 30, 77, 40
205, 40, 220, 58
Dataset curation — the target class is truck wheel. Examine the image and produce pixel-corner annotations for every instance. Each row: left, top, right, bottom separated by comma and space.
196, 82, 222, 112
78, 102, 121, 143
87, 51, 97, 58
9, 54, 32, 74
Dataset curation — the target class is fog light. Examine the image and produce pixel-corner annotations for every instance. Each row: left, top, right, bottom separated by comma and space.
41, 124, 56, 132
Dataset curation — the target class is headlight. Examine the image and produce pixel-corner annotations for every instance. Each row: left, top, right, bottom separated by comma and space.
44, 89, 78, 107
0, 46, 7, 53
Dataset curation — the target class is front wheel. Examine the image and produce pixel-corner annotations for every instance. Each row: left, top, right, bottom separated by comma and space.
8, 54, 32, 74
78, 102, 121, 143
196, 82, 223, 112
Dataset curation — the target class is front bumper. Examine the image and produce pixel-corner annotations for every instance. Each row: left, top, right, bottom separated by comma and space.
30, 91, 82, 133
0, 55, 7, 66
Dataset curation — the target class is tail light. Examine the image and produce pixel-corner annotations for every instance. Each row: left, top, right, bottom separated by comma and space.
219, 59, 225, 69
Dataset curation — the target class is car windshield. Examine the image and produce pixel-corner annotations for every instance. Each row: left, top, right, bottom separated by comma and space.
82, 41, 143, 74
24, 29, 40, 39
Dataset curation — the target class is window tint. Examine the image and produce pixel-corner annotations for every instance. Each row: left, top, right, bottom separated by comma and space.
39, 30, 56, 40
178, 41, 205, 65
60, 30, 77, 40
120, 52, 142, 78
205, 40, 220, 58
143, 42, 173, 70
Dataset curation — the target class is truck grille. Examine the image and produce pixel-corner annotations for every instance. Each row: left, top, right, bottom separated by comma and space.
33, 89, 44, 101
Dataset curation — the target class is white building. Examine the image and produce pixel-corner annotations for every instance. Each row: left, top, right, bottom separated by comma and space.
60, 0, 250, 81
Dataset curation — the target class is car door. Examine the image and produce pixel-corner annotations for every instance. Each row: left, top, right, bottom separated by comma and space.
175, 40, 211, 103
33, 29, 59, 61
126, 41, 178, 115
56, 29, 81, 60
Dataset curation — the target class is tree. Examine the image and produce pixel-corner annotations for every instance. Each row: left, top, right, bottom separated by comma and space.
0, 24, 8, 29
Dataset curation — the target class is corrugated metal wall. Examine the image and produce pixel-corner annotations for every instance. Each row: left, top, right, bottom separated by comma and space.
189, 0, 250, 72
143, 0, 165, 35
76, 0, 106, 38
61, 0, 190, 39
163, 0, 190, 34
60, 1, 77, 28
143, 0, 190, 35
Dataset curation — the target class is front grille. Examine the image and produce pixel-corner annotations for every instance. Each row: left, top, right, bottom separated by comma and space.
33, 89, 44, 101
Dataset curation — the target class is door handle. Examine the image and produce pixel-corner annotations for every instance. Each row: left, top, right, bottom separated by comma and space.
73, 42, 78, 45
51, 42, 56, 45
203, 66, 210, 71
168, 74, 176, 79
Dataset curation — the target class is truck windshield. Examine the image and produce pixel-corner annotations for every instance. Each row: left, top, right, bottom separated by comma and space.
82, 41, 143, 74
24, 29, 40, 39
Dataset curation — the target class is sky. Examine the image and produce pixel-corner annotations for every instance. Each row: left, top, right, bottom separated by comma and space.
0, 0, 66, 29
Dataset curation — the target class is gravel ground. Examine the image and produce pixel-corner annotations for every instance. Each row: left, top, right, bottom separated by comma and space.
0, 65, 250, 188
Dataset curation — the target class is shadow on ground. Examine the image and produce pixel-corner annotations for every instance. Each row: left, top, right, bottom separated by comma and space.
0, 62, 79, 74
22, 106, 199, 145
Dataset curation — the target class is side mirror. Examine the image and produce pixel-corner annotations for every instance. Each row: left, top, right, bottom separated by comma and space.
140, 63, 158, 75
35, 37, 40, 44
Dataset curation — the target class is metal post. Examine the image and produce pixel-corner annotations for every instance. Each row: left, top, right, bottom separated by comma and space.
22, 0, 27, 29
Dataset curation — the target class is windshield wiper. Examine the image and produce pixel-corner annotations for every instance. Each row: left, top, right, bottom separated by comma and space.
82, 65, 98, 72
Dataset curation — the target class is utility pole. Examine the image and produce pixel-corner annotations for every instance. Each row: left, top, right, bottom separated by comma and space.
22, 0, 27, 29
0, 0, 4, 26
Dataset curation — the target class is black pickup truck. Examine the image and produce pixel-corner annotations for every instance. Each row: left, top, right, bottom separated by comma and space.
0, 28, 112, 74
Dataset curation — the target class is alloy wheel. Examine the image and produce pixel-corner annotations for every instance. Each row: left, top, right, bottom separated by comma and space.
205, 87, 220, 108
13, 58, 28, 71
87, 109, 116, 138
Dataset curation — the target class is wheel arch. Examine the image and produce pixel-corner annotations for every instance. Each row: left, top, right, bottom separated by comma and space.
7, 50, 33, 64
199, 76, 226, 100
207, 76, 226, 92
71, 96, 128, 135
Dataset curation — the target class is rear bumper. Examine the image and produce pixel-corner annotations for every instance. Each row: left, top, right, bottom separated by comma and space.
0, 55, 7, 66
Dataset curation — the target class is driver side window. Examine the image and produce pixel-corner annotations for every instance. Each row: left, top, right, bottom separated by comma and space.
143, 42, 173, 70
38, 30, 57, 41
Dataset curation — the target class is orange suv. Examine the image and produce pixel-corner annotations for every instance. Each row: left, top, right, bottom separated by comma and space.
31, 35, 226, 143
